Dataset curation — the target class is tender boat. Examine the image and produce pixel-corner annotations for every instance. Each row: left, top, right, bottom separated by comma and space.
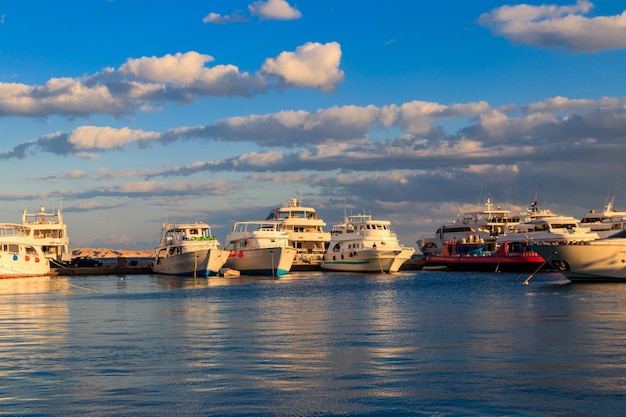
224, 220, 297, 276
22, 205, 71, 266
531, 230, 626, 282
321, 213, 414, 273
0, 223, 50, 278
580, 200, 626, 239
151, 221, 230, 277
264, 197, 330, 267
424, 238, 548, 272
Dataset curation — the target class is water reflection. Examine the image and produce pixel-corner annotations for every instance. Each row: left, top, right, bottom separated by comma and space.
0, 272, 625, 416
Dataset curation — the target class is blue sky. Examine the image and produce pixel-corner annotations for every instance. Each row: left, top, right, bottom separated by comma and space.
2, 0, 626, 250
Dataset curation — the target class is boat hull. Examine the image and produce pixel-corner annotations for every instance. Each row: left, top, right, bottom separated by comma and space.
424, 253, 547, 272
533, 243, 626, 282
321, 249, 413, 273
224, 247, 297, 276
151, 248, 230, 277
0, 256, 50, 278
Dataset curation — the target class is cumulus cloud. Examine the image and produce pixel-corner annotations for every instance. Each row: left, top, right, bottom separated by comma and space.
204, 0, 301, 24
478, 1, 626, 52
261, 42, 344, 91
249, 0, 302, 20
0, 43, 342, 118
119, 52, 215, 83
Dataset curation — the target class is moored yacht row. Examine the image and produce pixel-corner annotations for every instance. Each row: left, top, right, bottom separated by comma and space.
148, 197, 415, 278
5, 197, 626, 282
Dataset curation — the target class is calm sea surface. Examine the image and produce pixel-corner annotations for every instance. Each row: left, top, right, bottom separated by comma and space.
1, 270, 625, 416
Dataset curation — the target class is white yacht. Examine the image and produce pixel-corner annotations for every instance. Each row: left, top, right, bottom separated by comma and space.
22, 205, 71, 265
224, 220, 297, 276
417, 198, 523, 255
532, 230, 626, 282
151, 221, 230, 277
0, 223, 50, 278
496, 214, 599, 245
580, 201, 626, 239
321, 213, 414, 273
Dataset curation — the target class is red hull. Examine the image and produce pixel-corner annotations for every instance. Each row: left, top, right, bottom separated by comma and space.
425, 241, 550, 272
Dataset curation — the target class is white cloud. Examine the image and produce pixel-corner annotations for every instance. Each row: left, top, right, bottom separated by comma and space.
261, 42, 344, 91
119, 52, 214, 83
0, 78, 124, 116
0, 44, 343, 118
68, 126, 160, 150
202, 11, 248, 24
478, 1, 626, 52
249, 0, 302, 20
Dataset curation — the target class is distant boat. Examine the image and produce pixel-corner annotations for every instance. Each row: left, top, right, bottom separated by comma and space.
417, 198, 541, 256
424, 239, 548, 272
321, 213, 414, 273
580, 200, 626, 239
532, 230, 626, 282
22, 205, 71, 265
264, 197, 331, 267
0, 223, 50, 278
497, 213, 599, 245
224, 220, 297, 276
151, 221, 230, 277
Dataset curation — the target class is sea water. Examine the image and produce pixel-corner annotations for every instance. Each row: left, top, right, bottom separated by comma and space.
0, 271, 624, 416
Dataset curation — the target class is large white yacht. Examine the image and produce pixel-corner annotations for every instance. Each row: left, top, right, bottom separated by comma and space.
0, 223, 50, 278
321, 213, 414, 273
22, 205, 71, 265
151, 221, 230, 277
264, 197, 330, 266
224, 220, 297, 276
580, 201, 626, 239
532, 230, 626, 282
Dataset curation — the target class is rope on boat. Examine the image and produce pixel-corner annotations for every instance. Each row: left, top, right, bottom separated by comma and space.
523, 252, 555, 285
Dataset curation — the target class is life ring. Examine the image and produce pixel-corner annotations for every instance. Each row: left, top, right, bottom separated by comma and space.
237, 251, 243, 258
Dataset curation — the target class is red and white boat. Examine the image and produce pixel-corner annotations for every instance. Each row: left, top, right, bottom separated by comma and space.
424, 239, 548, 272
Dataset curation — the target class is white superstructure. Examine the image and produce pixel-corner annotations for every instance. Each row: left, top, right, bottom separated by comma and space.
580, 201, 626, 239
22, 205, 71, 264
497, 214, 599, 244
264, 197, 330, 265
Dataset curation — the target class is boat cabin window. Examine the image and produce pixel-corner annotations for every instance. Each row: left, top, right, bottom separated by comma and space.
581, 217, 602, 223
550, 223, 576, 229
436, 226, 474, 234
